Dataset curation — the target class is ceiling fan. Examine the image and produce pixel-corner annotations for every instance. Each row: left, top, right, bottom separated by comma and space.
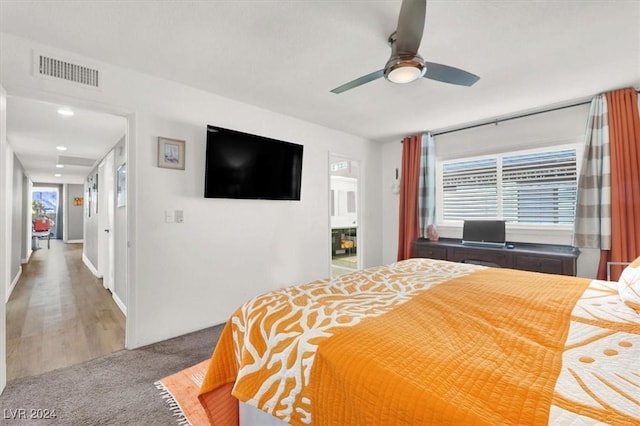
330, 0, 479, 94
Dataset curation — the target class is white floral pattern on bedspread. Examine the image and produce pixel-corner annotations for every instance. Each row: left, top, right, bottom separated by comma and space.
230, 259, 483, 423
551, 279, 640, 424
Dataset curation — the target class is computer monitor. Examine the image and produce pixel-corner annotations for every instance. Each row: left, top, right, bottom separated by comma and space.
462, 220, 506, 248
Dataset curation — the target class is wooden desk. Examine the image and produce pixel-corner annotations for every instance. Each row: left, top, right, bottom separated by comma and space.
411, 238, 579, 276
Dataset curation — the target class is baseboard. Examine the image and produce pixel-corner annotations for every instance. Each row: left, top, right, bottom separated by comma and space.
21, 250, 31, 264
66, 239, 83, 244
129, 320, 227, 350
112, 291, 127, 316
82, 253, 101, 278
7, 266, 22, 302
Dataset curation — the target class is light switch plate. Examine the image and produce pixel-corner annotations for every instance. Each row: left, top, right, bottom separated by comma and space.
175, 210, 184, 223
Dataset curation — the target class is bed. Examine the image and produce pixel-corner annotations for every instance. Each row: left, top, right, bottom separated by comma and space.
198, 258, 640, 425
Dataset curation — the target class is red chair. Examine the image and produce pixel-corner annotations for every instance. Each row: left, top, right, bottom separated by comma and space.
33, 218, 52, 249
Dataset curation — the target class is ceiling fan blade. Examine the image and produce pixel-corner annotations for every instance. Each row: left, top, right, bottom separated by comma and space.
423, 61, 480, 86
330, 70, 385, 94
394, 0, 426, 54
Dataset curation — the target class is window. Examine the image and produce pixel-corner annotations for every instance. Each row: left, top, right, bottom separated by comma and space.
439, 147, 578, 226
441, 158, 498, 219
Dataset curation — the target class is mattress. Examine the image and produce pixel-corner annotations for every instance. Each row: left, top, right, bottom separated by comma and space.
198, 258, 640, 425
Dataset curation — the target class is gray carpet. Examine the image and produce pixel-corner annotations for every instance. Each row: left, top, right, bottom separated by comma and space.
0, 324, 224, 425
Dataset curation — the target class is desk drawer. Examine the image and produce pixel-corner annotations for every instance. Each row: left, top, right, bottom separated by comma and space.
450, 248, 509, 268
412, 245, 447, 260
514, 255, 564, 275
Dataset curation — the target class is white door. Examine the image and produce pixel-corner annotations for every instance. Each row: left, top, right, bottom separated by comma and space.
98, 151, 115, 292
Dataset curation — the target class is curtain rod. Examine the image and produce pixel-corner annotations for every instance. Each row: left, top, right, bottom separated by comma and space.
430, 89, 640, 137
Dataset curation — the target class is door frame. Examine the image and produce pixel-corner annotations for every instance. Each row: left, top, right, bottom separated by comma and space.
328, 153, 362, 276
1, 92, 137, 393
0, 84, 9, 394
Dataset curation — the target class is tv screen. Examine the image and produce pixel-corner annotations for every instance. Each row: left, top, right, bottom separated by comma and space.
204, 125, 303, 200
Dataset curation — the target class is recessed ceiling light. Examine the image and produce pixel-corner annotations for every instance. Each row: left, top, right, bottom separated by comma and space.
54, 173, 62, 177
56, 164, 64, 168
57, 108, 74, 117
56, 146, 68, 151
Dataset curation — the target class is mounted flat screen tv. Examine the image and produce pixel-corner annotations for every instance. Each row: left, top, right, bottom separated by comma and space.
204, 125, 303, 200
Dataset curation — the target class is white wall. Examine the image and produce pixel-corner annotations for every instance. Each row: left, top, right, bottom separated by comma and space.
22, 175, 31, 262
82, 141, 126, 313
0, 33, 382, 347
65, 184, 84, 241
82, 167, 100, 273
113, 137, 127, 312
381, 142, 402, 264
11, 155, 24, 284
381, 103, 601, 278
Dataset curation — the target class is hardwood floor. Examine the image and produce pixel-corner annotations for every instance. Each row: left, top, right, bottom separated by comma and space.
6, 240, 125, 382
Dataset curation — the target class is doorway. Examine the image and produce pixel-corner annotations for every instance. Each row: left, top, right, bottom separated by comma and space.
329, 155, 360, 278
4, 98, 129, 384
32, 187, 59, 239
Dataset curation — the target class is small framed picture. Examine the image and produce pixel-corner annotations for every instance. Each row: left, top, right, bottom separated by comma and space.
158, 137, 185, 170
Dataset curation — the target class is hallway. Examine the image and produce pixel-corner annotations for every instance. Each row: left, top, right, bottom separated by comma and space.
6, 240, 125, 382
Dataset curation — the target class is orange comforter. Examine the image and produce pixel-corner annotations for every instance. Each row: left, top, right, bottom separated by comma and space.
199, 259, 640, 425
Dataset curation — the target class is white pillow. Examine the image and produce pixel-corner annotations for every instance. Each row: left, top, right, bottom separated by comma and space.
618, 256, 640, 312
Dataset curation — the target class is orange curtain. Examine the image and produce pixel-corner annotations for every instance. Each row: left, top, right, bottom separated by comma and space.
397, 135, 422, 261
605, 88, 640, 280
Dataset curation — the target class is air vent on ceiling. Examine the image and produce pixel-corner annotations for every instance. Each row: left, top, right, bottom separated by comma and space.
34, 52, 101, 89
57, 156, 97, 167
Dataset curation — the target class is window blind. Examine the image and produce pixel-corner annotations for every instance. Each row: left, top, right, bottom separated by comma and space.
441, 148, 577, 225
502, 149, 576, 224
442, 158, 498, 220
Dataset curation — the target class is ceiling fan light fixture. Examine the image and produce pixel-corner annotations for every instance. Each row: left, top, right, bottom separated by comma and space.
329, 0, 479, 93
387, 64, 423, 84
384, 55, 426, 84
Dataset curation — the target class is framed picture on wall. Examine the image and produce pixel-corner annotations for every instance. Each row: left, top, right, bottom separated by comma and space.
117, 163, 126, 207
158, 137, 185, 170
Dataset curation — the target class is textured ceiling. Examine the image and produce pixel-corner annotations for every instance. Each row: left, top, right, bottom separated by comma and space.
1, 1, 639, 182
